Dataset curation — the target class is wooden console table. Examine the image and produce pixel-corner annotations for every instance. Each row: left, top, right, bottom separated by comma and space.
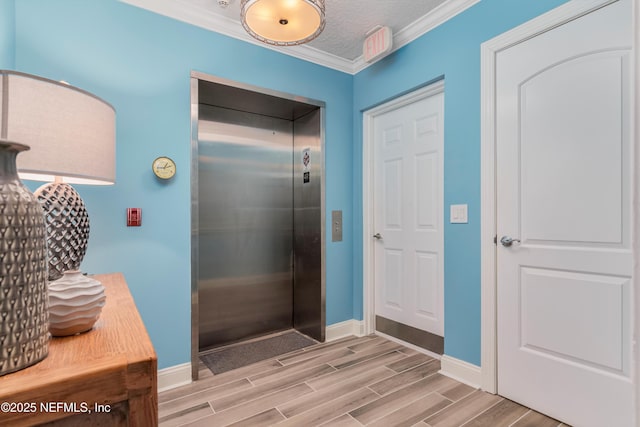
0, 273, 158, 426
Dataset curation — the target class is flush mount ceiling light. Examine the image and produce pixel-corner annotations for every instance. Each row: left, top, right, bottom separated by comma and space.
241, 0, 325, 46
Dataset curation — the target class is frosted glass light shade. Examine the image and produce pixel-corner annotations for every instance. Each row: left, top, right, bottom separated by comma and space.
241, 0, 325, 46
0, 70, 115, 185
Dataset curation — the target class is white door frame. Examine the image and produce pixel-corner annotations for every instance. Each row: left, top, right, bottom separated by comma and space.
362, 80, 445, 336
480, 2, 638, 418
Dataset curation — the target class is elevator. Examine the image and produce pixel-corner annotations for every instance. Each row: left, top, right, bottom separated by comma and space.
190, 72, 325, 378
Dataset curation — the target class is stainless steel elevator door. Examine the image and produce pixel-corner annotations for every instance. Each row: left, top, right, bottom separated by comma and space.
198, 105, 293, 350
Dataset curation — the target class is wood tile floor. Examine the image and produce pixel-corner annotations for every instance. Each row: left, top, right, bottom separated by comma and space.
159, 334, 569, 427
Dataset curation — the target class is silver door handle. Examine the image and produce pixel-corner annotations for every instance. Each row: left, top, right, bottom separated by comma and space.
500, 236, 521, 247
373, 233, 382, 240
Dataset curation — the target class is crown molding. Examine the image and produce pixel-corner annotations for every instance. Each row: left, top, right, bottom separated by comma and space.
119, 0, 479, 75
119, 0, 355, 73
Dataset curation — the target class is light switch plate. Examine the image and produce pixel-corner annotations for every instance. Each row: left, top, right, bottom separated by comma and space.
450, 204, 468, 224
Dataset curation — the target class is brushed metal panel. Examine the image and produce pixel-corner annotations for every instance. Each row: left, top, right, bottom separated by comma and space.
190, 76, 200, 380
199, 80, 317, 121
198, 105, 294, 351
331, 210, 343, 242
376, 316, 443, 354
193, 71, 324, 120
293, 109, 324, 341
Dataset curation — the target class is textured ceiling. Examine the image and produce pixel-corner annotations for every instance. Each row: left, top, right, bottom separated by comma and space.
199, 0, 448, 60
120, 0, 474, 73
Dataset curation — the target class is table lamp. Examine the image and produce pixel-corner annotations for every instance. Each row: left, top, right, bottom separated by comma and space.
0, 70, 115, 344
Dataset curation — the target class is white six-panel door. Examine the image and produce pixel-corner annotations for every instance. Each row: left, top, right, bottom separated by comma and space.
373, 83, 444, 337
496, 0, 633, 425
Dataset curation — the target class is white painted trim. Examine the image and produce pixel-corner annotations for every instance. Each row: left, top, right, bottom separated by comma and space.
633, 0, 639, 421
362, 110, 376, 337
326, 319, 365, 341
480, 0, 627, 395
119, 0, 478, 75
394, 0, 479, 50
158, 363, 192, 393
362, 80, 445, 338
479, 18, 499, 396
439, 354, 482, 389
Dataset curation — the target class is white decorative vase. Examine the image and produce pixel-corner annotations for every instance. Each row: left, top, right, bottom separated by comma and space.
48, 270, 106, 337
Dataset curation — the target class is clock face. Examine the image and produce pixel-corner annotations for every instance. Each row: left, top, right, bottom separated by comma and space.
152, 156, 176, 180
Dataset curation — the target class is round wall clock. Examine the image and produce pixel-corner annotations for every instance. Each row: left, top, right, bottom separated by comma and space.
152, 156, 176, 180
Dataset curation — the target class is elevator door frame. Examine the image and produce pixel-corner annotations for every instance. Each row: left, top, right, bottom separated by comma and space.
190, 71, 326, 380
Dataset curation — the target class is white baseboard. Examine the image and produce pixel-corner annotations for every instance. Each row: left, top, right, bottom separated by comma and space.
439, 354, 482, 389
326, 319, 365, 341
158, 362, 192, 393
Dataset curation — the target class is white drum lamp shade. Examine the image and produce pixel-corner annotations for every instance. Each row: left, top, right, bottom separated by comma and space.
0, 70, 115, 185
1, 70, 116, 282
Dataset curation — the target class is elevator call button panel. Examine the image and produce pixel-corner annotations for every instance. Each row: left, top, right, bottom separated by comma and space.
332, 210, 342, 242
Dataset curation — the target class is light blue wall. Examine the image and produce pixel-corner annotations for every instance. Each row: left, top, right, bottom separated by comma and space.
0, 0, 15, 68
7, 0, 572, 370
13, 0, 354, 369
352, 0, 568, 365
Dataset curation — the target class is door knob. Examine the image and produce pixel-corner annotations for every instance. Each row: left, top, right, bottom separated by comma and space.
373, 233, 382, 240
500, 236, 521, 247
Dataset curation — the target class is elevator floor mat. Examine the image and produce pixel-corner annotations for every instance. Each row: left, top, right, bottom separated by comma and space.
200, 331, 317, 375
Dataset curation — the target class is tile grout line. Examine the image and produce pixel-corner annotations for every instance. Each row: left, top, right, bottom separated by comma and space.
274, 406, 287, 423
356, 390, 448, 426
508, 409, 533, 427
432, 391, 454, 403
159, 375, 258, 409
210, 380, 313, 415
309, 352, 399, 382
175, 406, 214, 427
451, 386, 480, 402
320, 412, 366, 427
458, 397, 505, 427
303, 380, 318, 392
350, 413, 366, 426
365, 384, 384, 397
158, 402, 215, 425
391, 358, 439, 375
412, 392, 459, 424
247, 362, 337, 389
326, 347, 405, 370
368, 369, 443, 398
276, 346, 356, 369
